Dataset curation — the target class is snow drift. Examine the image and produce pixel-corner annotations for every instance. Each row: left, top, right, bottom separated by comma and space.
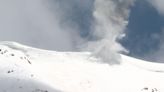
0, 0, 164, 92
0, 42, 164, 92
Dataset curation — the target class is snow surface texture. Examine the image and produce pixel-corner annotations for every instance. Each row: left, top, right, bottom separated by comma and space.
0, 41, 164, 92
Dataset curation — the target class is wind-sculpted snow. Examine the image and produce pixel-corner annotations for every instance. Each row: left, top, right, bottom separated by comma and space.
0, 42, 164, 92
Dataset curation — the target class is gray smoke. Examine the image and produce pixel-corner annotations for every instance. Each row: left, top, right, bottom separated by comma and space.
84, 0, 135, 64
0, 0, 84, 51
0, 0, 136, 64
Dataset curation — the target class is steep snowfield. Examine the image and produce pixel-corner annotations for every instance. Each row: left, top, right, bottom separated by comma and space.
0, 42, 164, 92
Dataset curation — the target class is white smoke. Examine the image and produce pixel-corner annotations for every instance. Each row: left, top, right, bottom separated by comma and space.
0, 0, 136, 64
0, 0, 83, 51
84, 0, 135, 64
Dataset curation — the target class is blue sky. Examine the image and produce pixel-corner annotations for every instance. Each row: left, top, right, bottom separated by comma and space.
121, 0, 164, 59
51, 0, 164, 62
0, 0, 164, 62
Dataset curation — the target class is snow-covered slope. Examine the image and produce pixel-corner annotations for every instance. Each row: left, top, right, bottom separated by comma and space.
0, 42, 164, 92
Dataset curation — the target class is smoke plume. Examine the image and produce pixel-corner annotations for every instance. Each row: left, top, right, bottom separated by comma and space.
0, 0, 84, 51
0, 0, 136, 64
85, 0, 135, 64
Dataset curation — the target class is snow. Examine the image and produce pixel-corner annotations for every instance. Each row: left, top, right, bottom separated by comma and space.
0, 41, 164, 92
